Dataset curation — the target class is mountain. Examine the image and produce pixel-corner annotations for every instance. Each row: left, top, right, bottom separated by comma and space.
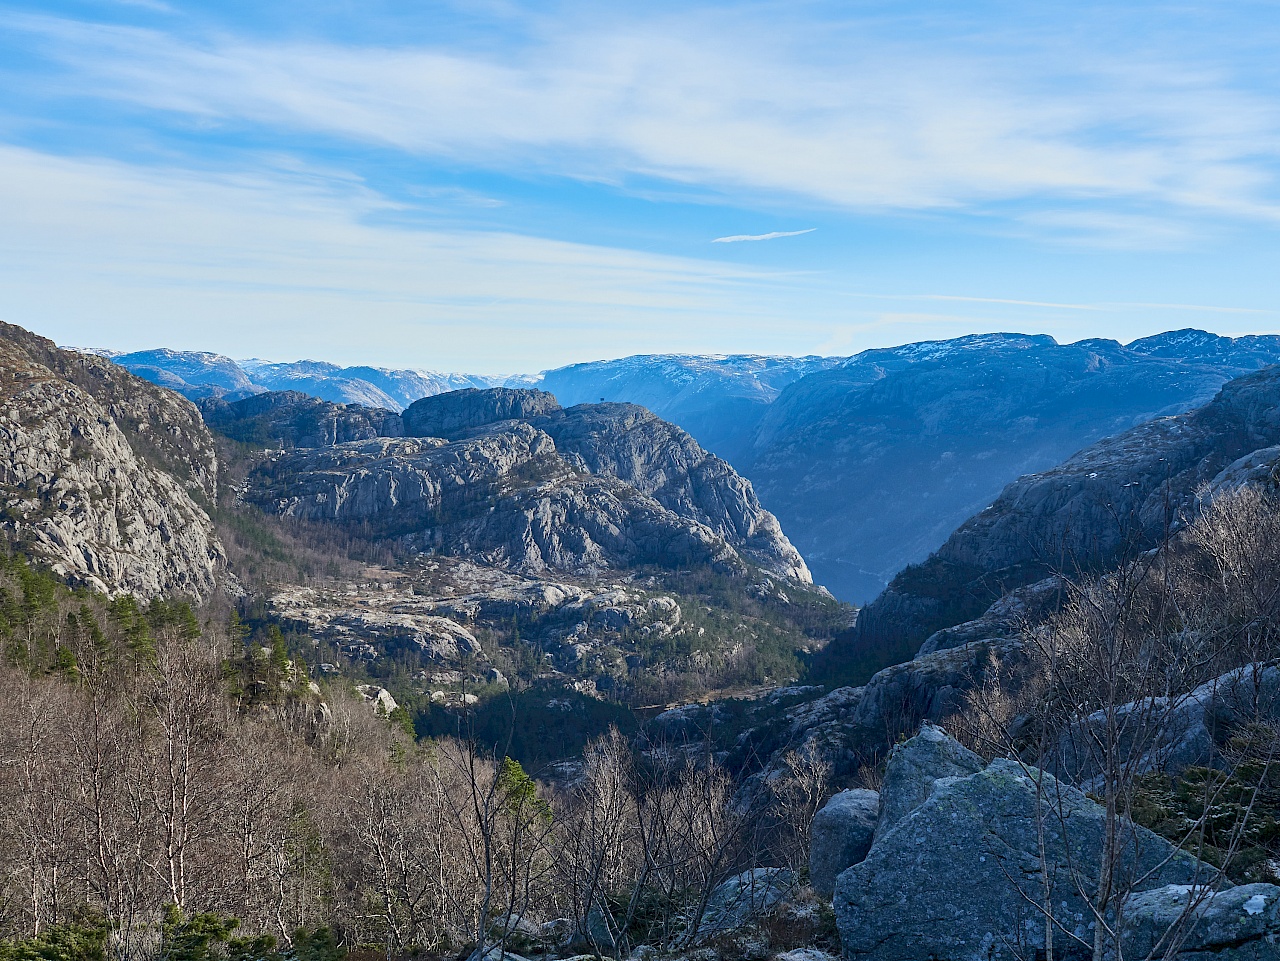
106, 348, 500, 410
99, 329, 1280, 604
234, 387, 810, 583
827, 360, 1280, 678
201, 386, 839, 709
741, 330, 1280, 602
0, 324, 224, 599
239, 359, 499, 410
534, 354, 841, 464
111, 348, 265, 401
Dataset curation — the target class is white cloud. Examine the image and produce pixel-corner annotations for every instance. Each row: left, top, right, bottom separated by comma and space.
713, 228, 816, 243
0, 146, 848, 371
11, 9, 1280, 224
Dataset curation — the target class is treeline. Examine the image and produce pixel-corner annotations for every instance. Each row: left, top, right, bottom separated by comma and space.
0, 554, 816, 961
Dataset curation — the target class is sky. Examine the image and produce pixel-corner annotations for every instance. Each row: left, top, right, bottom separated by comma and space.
1, 1, 1279, 374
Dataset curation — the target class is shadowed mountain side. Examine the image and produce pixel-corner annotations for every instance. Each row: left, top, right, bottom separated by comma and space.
746, 330, 1280, 602
818, 362, 1280, 683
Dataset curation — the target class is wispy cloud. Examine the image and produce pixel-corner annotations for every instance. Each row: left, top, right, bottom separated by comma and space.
0, 146, 846, 371
10, 8, 1280, 227
713, 228, 816, 243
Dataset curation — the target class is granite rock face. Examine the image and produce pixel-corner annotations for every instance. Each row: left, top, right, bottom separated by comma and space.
808, 789, 879, 897
1, 323, 224, 599
834, 729, 1212, 961
200, 391, 404, 448
235, 389, 810, 583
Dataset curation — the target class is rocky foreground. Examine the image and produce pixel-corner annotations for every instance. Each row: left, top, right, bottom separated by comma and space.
818, 726, 1279, 960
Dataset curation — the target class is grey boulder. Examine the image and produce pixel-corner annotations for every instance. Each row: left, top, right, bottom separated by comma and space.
697, 868, 794, 941
1119, 883, 1280, 960
873, 722, 983, 841
809, 789, 879, 897
836, 729, 1212, 961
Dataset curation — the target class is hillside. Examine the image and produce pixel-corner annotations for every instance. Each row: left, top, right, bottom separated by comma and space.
0, 323, 225, 599
823, 360, 1280, 682
744, 330, 1280, 601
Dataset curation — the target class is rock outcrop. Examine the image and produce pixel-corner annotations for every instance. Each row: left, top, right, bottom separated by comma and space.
235, 389, 810, 583
808, 789, 879, 897
1, 323, 224, 599
199, 391, 405, 448
402, 387, 560, 439
834, 728, 1217, 961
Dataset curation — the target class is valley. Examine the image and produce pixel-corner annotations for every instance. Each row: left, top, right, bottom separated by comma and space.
3, 318, 1280, 961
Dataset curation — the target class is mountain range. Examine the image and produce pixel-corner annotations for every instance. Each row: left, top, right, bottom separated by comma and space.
98, 329, 1280, 603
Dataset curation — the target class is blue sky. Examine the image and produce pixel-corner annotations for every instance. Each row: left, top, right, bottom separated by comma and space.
1, 1, 1279, 373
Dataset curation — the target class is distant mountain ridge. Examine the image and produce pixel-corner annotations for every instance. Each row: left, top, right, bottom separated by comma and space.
95, 329, 1280, 602
103, 348, 503, 410
817, 358, 1280, 686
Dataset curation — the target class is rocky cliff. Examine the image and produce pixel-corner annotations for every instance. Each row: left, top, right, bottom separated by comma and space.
828, 363, 1280, 683
0, 323, 224, 599
746, 330, 1280, 602
231, 388, 810, 582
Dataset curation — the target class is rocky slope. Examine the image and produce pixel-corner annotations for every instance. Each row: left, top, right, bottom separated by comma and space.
232, 387, 811, 583
745, 330, 1280, 602
535, 353, 841, 464
832, 362, 1280, 676
0, 323, 224, 599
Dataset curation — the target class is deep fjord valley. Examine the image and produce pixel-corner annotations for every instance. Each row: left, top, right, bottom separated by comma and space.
3, 320, 1280, 961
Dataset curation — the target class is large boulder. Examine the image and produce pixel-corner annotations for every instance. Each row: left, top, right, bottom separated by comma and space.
873, 722, 983, 841
697, 868, 794, 941
1119, 883, 1280, 960
809, 789, 879, 897
835, 730, 1212, 961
